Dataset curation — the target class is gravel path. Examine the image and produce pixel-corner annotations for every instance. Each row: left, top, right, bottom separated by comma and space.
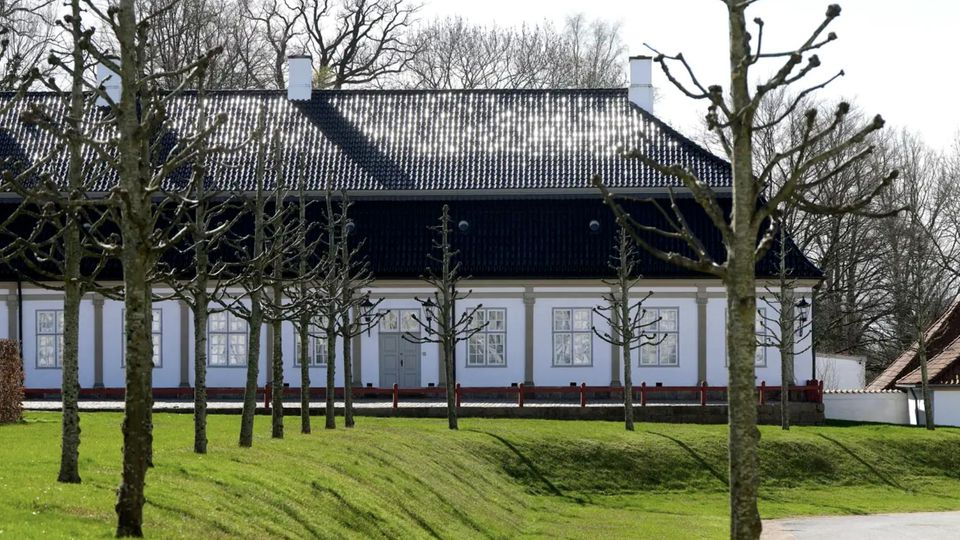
763, 511, 960, 540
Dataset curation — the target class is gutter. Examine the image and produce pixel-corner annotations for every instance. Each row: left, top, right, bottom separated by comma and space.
17, 278, 23, 346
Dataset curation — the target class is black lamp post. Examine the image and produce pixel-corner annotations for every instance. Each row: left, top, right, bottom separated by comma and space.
421, 297, 437, 325
795, 297, 810, 336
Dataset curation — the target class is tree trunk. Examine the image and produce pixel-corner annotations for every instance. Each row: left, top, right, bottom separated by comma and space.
780, 288, 795, 430
192, 300, 208, 454
271, 287, 284, 438
726, 3, 763, 538
325, 317, 337, 429
114, 1, 154, 533
917, 325, 935, 430
271, 318, 284, 438
58, 226, 82, 483
343, 314, 355, 428
299, 315, 311, 434
238, 296, 261, 448
621, 299, 634, 431
444, 338, 458, 430
58, 0, 85, 484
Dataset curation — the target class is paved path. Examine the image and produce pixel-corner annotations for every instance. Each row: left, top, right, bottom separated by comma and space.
763, 511, 960, 539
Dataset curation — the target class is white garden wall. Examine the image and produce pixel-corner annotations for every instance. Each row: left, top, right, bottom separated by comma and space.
817, 353, 866, 390
907, 387, 960, 427
823, 390, 909, 424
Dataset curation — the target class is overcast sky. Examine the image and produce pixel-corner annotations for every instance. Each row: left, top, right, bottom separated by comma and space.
421, 0, 960, 150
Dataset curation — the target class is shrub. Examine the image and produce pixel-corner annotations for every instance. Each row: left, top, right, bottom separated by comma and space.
0, 339, 24, 424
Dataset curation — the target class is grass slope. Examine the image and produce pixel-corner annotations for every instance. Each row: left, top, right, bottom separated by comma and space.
1, 413, 959, 539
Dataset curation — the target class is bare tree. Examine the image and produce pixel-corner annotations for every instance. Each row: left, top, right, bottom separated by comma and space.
593, 3, 897, 537
294, 0, 420, 88
591, 228, 659, 431
135, 0, 273, 89
757, 224, 813, 430
158, 75, 241, 454
54, 0, 227, 531
876, 132, 957, 429
401, 14, 625, 90
406, 204, 484, 431
334, 196, 381, 428
0, 0, 57, 90
223, 121, 293, 448
241, 0, 301, 89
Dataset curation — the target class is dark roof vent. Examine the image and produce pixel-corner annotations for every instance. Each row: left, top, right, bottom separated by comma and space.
588, 220, 601, 234
458, 220, 470, 233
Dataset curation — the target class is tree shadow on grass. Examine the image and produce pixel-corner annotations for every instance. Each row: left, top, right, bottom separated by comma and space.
465, 429, 566, 499
816, 434, 906, 491
646, 431, 729, 488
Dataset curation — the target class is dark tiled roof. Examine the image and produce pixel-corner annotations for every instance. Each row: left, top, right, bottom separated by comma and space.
0, 88, 732, 192
0, 197, 822, 280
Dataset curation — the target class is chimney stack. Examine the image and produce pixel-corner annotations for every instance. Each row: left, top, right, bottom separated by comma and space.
96, 63, 121, 107
288, 55, 313, 101
628, 55, 654, 114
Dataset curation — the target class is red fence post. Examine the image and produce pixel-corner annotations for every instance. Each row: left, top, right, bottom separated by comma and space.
264, 383, 271, 411
518, 383, 525, 408
759, 381, 767, 405
456, 383, 462, 408
700, 381, 707, 406
818, 380, 824, 404
580, 383, 587, 407
640, 382, 647, 407
392, 383, 399, 411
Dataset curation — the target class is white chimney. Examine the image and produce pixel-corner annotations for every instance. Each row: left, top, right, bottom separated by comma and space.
96, 63, 121, 107
628, 55, 654, 114
288, 55, 313, 101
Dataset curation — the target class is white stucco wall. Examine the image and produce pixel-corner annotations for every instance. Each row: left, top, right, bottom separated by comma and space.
907, 387, 960, 427
706, 289, 815, 387
817, 354, 866, 390
824, 391, 909, 424
16, 282, 821, 391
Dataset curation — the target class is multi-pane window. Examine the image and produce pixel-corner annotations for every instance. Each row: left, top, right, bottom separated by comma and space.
208, 311, 248, 366
121, 309, 163, 367
36, 310, 64, 368
639, 308, 679, 366
467, 308, 506, 367
755, 308, 771, 367
294, 325, 328, 367
553, 308, 592, 366
379, 309, 420, 333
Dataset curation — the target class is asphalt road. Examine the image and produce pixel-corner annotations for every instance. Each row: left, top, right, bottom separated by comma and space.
763, 511, 960, 539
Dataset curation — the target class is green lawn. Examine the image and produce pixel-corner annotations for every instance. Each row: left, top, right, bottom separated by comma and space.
2, 413, 960, 539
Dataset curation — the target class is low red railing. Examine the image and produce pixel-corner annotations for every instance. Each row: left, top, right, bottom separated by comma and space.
28, 379, 824, 412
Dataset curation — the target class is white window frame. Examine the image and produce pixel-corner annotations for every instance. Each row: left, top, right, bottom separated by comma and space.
466, 308, 507, 367
36, 309, 64, 369
552, 307, 593, 367
121, 308, 163, 368
294, 324, 328, 367
638, 307, 680, 367
208, 311, 249, 367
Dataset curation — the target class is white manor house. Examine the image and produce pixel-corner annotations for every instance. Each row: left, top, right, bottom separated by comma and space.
0, 57, 820, 393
